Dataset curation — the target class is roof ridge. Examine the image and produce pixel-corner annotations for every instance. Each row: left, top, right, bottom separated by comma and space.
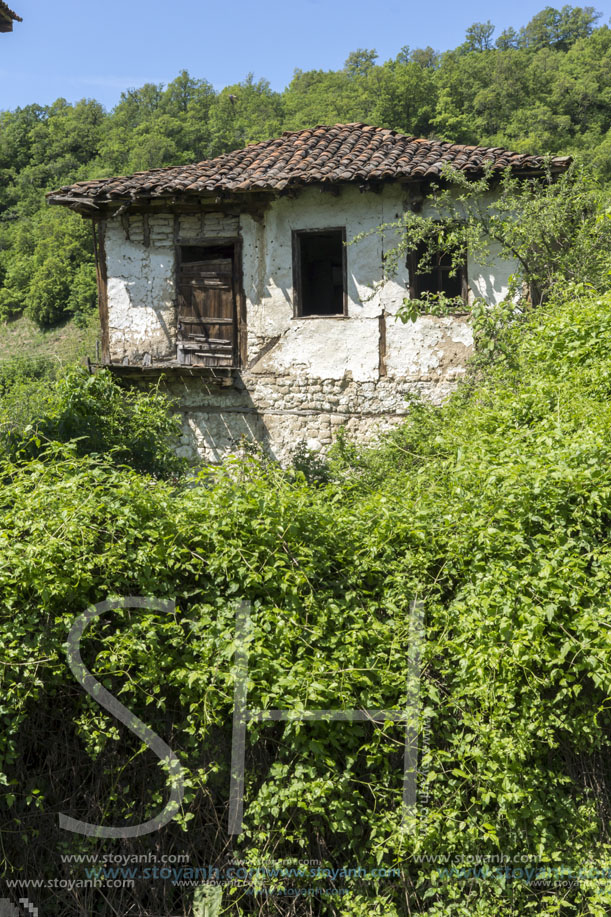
278, 122, 407, 139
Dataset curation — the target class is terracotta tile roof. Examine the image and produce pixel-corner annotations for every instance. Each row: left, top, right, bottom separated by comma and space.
0, 1, 22, 22
48, 123, 571, 209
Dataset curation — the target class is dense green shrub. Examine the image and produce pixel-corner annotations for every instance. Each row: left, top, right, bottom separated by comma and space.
0, 353, 56, 394
367, 164, 611, 327
0, 366, 185, 477
2, 290, 611, 914
0, 353, 58, 447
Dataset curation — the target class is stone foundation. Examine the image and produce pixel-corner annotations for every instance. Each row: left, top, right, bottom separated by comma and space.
162, 372, 460, 465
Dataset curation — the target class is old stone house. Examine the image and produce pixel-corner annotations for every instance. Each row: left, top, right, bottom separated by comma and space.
0, 1, 21, 32
48, 123, 569, 463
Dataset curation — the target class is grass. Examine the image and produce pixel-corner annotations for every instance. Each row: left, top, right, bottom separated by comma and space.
0, 310, 100, 369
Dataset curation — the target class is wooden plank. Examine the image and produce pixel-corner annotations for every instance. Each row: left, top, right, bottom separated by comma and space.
93, 219, 110, 363
179, 340, 232, 350
181, 260, 232, 274
194, 350, 232, 357
179, 317, 234, 325
292, 230, 301, 317
378, 313, 387, 377
236, 239, 247, 368
189, 336, 232, 345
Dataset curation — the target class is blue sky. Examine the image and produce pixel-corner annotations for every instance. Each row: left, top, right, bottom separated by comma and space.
2, 0, 611, 112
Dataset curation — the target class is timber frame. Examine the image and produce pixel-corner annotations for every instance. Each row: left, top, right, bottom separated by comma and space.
89, 211, 249, 374
174, 236, 246, 369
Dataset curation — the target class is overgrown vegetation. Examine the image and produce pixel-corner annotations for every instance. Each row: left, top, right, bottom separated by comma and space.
0, 286, 611, 915
368, 163, 611, 322
0, 366, 185, 476
1, 6, 611, 327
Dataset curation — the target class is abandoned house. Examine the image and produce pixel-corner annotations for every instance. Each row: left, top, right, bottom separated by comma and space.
0, 1, 21, 32
48, 123, 570, 463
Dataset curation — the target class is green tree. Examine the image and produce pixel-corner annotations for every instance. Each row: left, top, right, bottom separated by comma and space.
495, 26, 520, 49
0, 207, 96, 326
371, 163, 611, 320
462, 20, 496, 52
344, 47, 379, 77
519, 4, 601, 50
206, 75, 284, 157
282, 67, 364, 129
371, 58, 437, 135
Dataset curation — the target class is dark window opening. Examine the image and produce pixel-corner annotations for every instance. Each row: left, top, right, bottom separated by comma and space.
293, 229, 346, 316
408, 239, 468, 306
180, 244, 234, 263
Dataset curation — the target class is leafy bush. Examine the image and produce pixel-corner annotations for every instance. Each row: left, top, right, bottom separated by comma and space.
370, 164, 611, 324
0, 353, 57, 394
0, 366, 186, 477
0, 353, 59, 446
289, 438, 332, 484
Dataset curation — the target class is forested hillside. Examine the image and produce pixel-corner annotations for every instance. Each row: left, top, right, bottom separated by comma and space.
0, 4, 610, 329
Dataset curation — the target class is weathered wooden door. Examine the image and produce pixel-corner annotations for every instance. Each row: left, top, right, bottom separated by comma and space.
177, 248, 236, 367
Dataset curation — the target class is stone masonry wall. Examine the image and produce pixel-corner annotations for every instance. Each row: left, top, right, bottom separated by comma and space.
164, 367, 463, 465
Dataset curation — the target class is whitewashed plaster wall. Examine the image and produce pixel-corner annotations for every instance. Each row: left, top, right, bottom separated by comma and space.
241, 184, 409, 379
419, 190, 516, 305
101, 186, 517, 463
240, 185, 515, 382
103, 211, 239, 362
104, 216, 176, 362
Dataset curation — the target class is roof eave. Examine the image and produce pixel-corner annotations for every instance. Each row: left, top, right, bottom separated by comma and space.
0, 3, 22, 28
47, 156, 573, 215
47, 195, 101, 216
46, 186, 279, 216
